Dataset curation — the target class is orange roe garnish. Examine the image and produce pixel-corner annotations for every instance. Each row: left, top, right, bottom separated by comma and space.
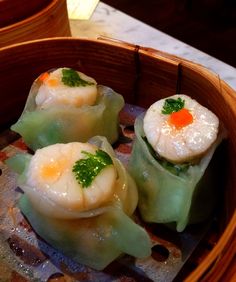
169, 108, 193, 128
39, 72, 49, 82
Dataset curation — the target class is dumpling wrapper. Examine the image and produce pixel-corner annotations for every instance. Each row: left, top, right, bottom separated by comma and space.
128, 114, 226, 232
6, 136, 152, 270
11, 71, 124, 151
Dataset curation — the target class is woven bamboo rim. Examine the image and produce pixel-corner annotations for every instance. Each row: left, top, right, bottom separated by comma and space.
0, 0, 71, 48
0, 37, 235, 281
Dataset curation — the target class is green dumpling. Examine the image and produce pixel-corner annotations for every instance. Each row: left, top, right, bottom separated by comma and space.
128, 96, 225, 232
6, 136, 151, 270
11, 68, 124, 151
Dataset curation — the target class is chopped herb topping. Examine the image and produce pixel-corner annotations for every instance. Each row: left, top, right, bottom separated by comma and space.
61, 68, 95, 87
162, 97, 185, 115
72, 149, 113, 188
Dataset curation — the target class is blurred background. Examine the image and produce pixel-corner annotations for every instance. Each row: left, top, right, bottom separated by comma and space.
102, 0, 236, 67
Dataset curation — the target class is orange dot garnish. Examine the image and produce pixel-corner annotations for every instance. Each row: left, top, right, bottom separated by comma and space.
169, 108, 193, 128
39, 72, 49, 82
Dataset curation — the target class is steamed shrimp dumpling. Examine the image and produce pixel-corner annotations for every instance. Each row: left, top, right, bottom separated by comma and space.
129, 94, 225, 231
11, 68, 124, 150
7, 137, 152, 269
143, 94, 219, 163
36, 68, 97, 109
24, 142, 116, 215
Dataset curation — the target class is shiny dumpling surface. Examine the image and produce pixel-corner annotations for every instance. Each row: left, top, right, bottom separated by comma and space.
35, 68, 98, 109
143, 94, 219, 163
24, 142, 116, 213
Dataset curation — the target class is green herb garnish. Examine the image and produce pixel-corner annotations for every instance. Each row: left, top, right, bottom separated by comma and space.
72, 149, 113, 188
162, 97, 185, 114
61, 68, 95, 87
142, 137, 189, 176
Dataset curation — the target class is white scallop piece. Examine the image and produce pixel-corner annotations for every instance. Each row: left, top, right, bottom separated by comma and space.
24, 142, 116, 214
143, 94, 219, 163
35, 68, 98, 109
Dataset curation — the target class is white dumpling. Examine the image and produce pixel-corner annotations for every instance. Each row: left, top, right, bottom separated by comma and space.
35, 68, 97, 109
143, 94, 219, 163
22, 142, 116, 216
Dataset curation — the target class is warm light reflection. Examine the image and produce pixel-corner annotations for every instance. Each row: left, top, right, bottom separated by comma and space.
67, 0, 99, 20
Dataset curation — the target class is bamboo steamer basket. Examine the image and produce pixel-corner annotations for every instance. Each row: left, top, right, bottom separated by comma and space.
0, 0, 71, 48
0, 0, 50, 27
0, 37, 235, 281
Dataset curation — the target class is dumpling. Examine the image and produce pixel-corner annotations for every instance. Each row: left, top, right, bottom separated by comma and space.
11, 68, 124, 151
6, 136, 151, 270
128, 95, 226, 232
